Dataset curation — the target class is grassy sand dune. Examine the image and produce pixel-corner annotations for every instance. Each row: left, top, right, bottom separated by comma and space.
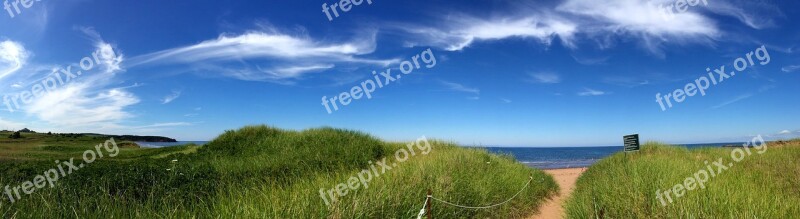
0, 126, 557, 218
565, 141, 800, 218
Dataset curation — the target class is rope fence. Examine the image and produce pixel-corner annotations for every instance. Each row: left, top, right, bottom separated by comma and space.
416, 176, 542, 219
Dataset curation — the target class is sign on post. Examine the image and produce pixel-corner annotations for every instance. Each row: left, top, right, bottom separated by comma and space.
623, 134, 640, 152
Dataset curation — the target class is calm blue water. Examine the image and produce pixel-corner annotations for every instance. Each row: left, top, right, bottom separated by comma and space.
484, 143, 743, 169
135, 140, 744, 169
136, 141, 209, 148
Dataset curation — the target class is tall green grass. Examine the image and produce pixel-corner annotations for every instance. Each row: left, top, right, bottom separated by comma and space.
565, 142, 800, 218
0, 125, 557, 218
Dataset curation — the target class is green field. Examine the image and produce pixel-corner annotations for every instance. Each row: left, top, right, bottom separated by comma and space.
0, 126, 557, 218
565, 141, 800, 218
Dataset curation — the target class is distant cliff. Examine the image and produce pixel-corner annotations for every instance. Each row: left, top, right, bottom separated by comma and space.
57, 133, 178, 142
110, 135, 178, 142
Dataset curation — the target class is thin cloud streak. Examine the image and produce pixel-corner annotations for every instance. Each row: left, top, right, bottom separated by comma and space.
441, 81, 480, 95
162, 90, 182, 104
128, 29, 399, 83
712, 93, 753, 109
528, 72, 561, 84
577, 88, 607, 96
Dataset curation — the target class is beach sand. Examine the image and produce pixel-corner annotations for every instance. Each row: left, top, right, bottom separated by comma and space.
528, 168, 586, 219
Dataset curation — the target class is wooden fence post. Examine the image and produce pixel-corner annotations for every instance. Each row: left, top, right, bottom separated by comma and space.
427, 189, 432, 219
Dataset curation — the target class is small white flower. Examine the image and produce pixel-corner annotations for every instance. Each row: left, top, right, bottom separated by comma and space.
171, 159, 178, 162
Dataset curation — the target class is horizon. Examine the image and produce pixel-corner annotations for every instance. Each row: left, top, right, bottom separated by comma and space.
1, 0, 799, 146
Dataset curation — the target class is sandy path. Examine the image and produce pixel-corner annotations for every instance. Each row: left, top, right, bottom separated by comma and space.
528, 168, 586, 219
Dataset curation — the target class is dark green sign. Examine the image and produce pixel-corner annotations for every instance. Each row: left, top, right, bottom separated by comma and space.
623, 134, 640, 152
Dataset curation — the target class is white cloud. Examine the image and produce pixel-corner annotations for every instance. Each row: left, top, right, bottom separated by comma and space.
441, 81, 480, 95
557, 0, 717, 36
161, 89, 182, 104
400, 0, 781, 56
578, 88, 607, 96
130, 29, 398, 83
571, 54, 609, 65
78, 27, 124, 75
21, 30, 140, 131
782, 65, 799, 73
603, 76, 650, 87
501, 98, 512, 103
260, 64, 335, 79
401, 15, 578, 51
528, 72, 561, 84
27, 84, 139, 128
556, 0, 719, 55
96, 43, 124, 74
703, 0, 781, 29
0, 40, 29, 80
778, 130, 792, 135
135, 32, 372, 62
711, 93, 753, 109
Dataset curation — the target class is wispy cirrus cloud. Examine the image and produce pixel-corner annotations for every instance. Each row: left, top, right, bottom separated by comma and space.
0, 40, 29, 81
28, 85, 139, 127
603, 76, 650, 87
577, 88, 608, 96
711, 93, 753, 109
782, 65, 799, 73
184, 107, 201, 117
571, 54, 609, 65
441, 81, 480, 95
711, 85, 774, 110
161, 89, 182, 104
400, 14, 578, 51
13, 28, 144, 133
703, 0, 783, 29
77, 27, 124, 75
129, 27, 399, 84
556, 0, 719, 55
400, 0, 778, 56
528, 72, 561, 84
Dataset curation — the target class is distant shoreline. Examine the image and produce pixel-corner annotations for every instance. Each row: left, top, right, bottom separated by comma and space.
136, 141, 209, 148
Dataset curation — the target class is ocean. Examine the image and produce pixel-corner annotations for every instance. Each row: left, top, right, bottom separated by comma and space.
135, 141, 744, 169
484, 143, 744, 169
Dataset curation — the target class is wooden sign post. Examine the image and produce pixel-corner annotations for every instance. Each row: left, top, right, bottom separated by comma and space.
623, 134, 640, 152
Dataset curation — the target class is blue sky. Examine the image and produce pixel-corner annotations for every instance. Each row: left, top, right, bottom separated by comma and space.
0, 0, 798, 146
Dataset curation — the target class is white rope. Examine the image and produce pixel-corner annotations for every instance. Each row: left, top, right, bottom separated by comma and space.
416, 196, 429, 219
428, 177, 536, 209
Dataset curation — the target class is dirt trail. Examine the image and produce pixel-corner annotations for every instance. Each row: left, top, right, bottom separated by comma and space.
528, 168, 585, 219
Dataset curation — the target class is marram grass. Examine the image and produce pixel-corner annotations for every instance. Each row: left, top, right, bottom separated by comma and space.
565, 142, 800, 218
0, 126, 557, 218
